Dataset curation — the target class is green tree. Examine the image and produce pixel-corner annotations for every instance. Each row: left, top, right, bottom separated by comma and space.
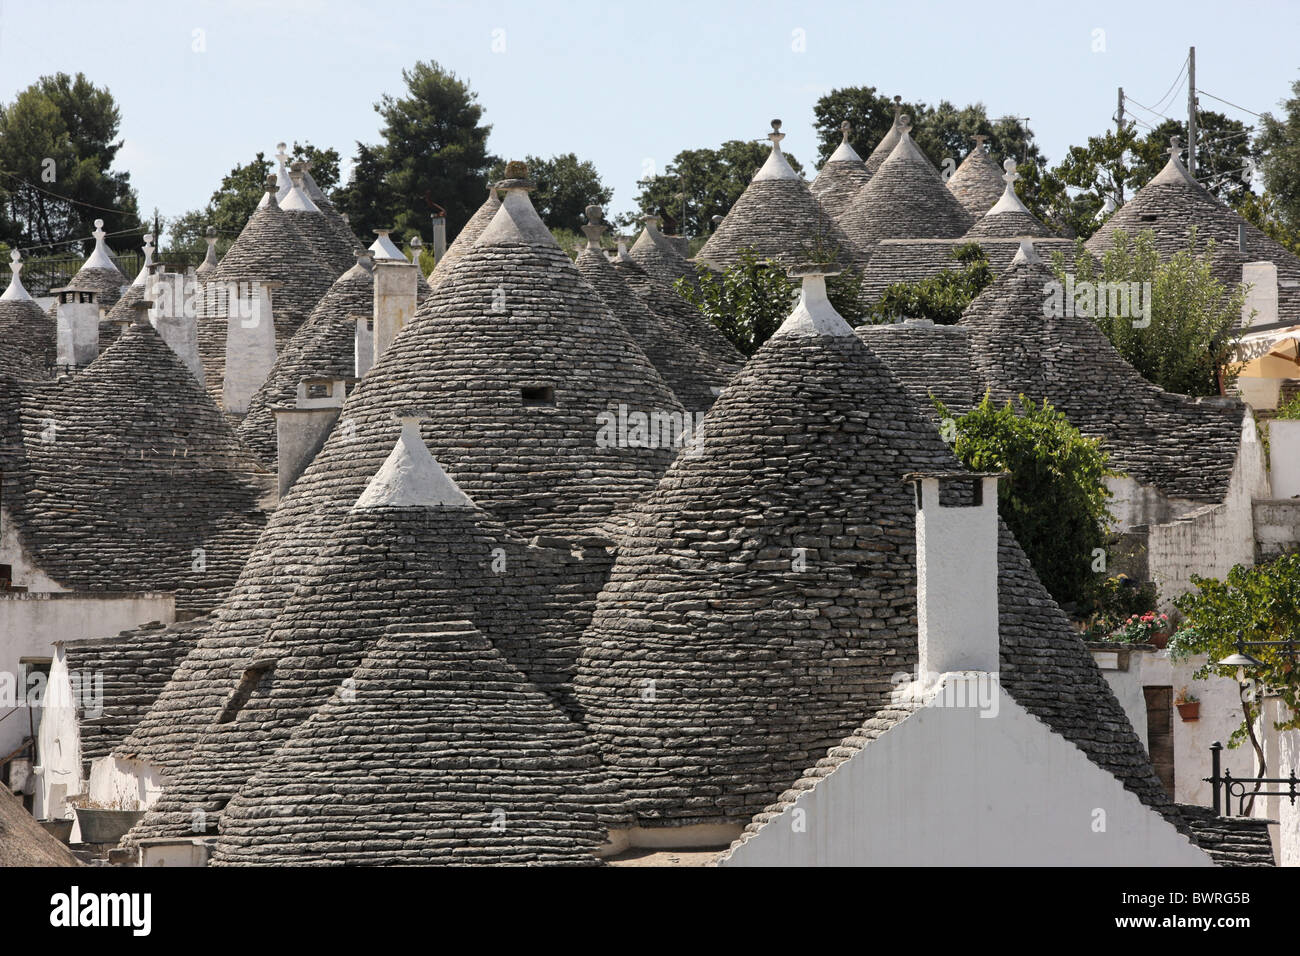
1170, 554, 1300, 768
164, 142, 339, 263
811, 87, 924, 164
335, 61, 495, 243
935, 394, 1118, 608
487, 153, 611, 230
864, 242, 993, 325
1236, 190, 1300, 257
1053, 230, 1246, 396
634, 140, 803, 238
1257, 78, 1300, 232
1047, 123, 1145, 239
676, 250, 798, 355
0, 72, 143, 251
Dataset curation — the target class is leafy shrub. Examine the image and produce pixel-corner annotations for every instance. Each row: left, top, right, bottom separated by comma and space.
864, 242, 993, 325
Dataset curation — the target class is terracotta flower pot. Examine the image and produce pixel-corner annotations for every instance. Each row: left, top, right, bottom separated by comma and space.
1150, 632, 1169, 650
1176, 701, 1200, 721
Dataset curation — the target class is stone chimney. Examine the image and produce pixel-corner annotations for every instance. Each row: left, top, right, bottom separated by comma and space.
354, 312, 375, 379
372, 258, 419, 366
54, 283, 100, 367
148, 269, 204, 383
909, 472, 1002, 676
1243, 261, 1279, 328
223, 279, 280, 413
431, 215, 447, 260
274, 377, 347, 498
409, 234, 425, 276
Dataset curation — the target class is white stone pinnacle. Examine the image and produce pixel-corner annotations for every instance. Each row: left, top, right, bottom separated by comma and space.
354, 416, 476, 510
1, 249, 32, 301
83, 218, 118, 271
771, 273, 855, 340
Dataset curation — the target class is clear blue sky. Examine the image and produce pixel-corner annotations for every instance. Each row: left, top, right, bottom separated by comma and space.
1, 0, 1296, 233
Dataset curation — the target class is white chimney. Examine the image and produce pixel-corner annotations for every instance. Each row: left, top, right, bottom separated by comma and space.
274, 377, 347, 499
372, 259, 418, 366
54, 285, 101, 368
223, 279, 280, 413
148, 269, 204, 383
1242, 261, 1279, 328
911, 472, 1002, 676
354, 312, 375, 379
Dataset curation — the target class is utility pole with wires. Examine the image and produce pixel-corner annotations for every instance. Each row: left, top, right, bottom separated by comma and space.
1116, 87, 1125, 135
1187, 46, 1197, 177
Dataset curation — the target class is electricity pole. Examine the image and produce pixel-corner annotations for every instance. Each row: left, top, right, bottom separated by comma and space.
1187, 46, 1197, 178
1116, 87, 1124, 135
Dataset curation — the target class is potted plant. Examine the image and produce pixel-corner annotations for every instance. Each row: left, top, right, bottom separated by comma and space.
69, 791, 145, 845
1175, 686, 1200, 721
1107, 612, 1172, 648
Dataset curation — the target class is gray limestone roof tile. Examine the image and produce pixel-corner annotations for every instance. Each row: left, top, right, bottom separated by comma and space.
946, 141, 1007, 218
429, 188, 501, 288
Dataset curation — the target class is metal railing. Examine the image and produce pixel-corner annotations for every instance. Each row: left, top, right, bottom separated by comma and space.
1204, 740, 1299, 816
19, 252, 142, 297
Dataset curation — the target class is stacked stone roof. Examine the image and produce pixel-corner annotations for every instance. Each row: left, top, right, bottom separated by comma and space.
0, 320, 269, 612
574, 269, 1185, 831
856, 318, 981, 418
945, 136, 1006, 218
810, 120, 873, 222
1176, 804, 1276, 866
116, 167, 678, 777
300, 161, 368, 265
122, 425, 614, 849
839, 117, 974, 254
429, 187, 500, 287
575, 212, 722, 412
1088, 140, 1300, 329
197, 179, 336, 402
65, 618, 209, 759
67, 219, 129, 308
958, 242, 1244, 502
0, 787, 80, 866
964, 159, 1053, 239
861, 100, 906, 179
279, 165, 361, 275
0, 252, 55, 380
210, 621, 607, 866
629, 216, 700, 289
697, 120, 856, 270
104, 234, 156, 325
858, 237, 1076, 307
235, 253, 432, 464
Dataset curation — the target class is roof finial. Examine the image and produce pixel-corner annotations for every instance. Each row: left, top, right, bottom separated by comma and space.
496, 160, 535, 191
839, 120, 852, 143
1011, 239, 1041, 266
1, 249, 31, 302
892, 95, 903, 120
1001, 158, 1019, 186
582, 205, 606, 249
898, 114, 912, 132
768, 119, 786, 148
1168, 134, 1183, 161
972, 134, 988, 151
264, 173, 279, 195
197, 226, 219, 275
142, 233, 155, 268
276, 142, 289, 168
409, 233, 423, 263
93, 219, 106, 243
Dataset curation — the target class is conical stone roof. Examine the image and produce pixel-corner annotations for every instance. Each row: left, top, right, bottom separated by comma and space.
575, 211, 722, 412
698, 120, 857, 270
861, 98, 907, 179
1087, 138, 1300, 327
959, 241, 1245, 502
612, 245, 743, 375
210, 621, 608, 866
280, 165, 360, 275
300, 160, 368, 264
839, 117, 975, 253
810, 120, 873, 221
575, 267, 1189, 832
116, 167, 678, 773
429, 186, 500, 287
0, 252, 55, 380
0, 320, 268, 612
946, 136, 1007, 218
120, 424, 615, 841
104, 234, 156, 325
628, 215, 698, 289
198, 178, 337, 402
68, 219, 129, 307
964, 159, 1053, 239
235, 254, 434, 464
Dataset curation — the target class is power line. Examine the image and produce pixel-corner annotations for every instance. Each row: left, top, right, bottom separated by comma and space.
1151, 55, 1190, 114
1126, 96, 1178, 124
0, 168, 136, 216
1197, 89, 1264, 119
1123, 109, 1157, 132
